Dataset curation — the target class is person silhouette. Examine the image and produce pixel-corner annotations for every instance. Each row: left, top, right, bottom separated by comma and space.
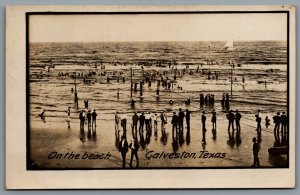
119, 136, 129, 168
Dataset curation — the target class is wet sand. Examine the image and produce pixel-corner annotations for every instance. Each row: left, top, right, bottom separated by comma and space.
30, 111, 284, 169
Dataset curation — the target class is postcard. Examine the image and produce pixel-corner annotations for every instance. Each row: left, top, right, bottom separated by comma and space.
6, 5, 296, 189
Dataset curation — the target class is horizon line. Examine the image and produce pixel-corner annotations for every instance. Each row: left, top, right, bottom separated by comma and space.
29, 40, 287, 44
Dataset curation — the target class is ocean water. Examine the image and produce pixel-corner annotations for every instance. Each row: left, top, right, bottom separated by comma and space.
29, 41, 287, 121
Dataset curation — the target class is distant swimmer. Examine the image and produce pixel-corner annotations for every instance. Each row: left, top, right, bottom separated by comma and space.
117, 89, 120, 98
185, 98, 191, 105
169, 100, 174, 105
130, 99, 136, 107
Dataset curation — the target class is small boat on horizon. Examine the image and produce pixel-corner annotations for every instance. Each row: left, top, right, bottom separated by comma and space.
225, 40, 236, 51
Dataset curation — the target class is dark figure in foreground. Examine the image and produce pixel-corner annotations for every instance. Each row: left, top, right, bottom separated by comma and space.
171, 112, 180, 137
129, 138, 140, 168
273, 112, 281, 142
281, 112, 288, 143
86, 110, 92, 130
252, 137, 260, 167
235, 110, 242, 133
132, 112, 139, 136
255, 110, 262, 133
119, 136, 129, 168
178, 108, 185, 131
79, 110, 86, 130
91, 109, 97, 133
201, 111, 207, 143
139, 112, 145, 132
211, 109, 217, 130
186, 109, 191, 129
226, 110, 235, 132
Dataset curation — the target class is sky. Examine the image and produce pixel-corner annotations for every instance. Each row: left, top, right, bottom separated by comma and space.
29, 13, 288, 42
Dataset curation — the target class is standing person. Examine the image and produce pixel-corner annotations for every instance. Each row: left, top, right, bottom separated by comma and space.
171, 112, 179, 137
178, 108, 185, 131
281, 112, 288, 139
153, 113, 158, 134
67, 107, 71, 128
74, 91, 79, 108
67, 107, 71, 122
252, 137, 260, 167
91, 109, 97, 133
145, 112, 151, 132
273, 112, 281, 142
79, 110, 86, 130
235, 110, 242, 133
200, 93, 205, 106
211, 109, 217, 130
115, 111, 120, 134
84, 99, 89, 109
201, 111, 207, 143
160, 110, 167, 132
121, 112, 127, 134
129, 138, 140, 168
156, 88, 160, 96
255, 109, 262, 133
226, 110, 235, 132
186, 109, 191, 129
119, 136, 129, 168
139, 112, 145, 132
86, 110, 92, 130
225, 93, 230, 109
265, 116, 271, 128
221, 93, 226, 108
132, 112, 139, 136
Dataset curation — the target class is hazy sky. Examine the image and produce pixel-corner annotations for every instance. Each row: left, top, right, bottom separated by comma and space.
29, 13, 287, 42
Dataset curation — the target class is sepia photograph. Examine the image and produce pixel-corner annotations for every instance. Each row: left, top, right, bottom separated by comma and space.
27, 11, 289, 169
6, 5, 296, 189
